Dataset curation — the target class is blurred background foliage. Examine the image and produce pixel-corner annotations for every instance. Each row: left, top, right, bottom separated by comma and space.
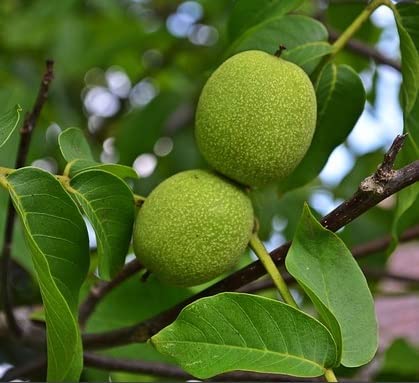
0, 0, 418, 381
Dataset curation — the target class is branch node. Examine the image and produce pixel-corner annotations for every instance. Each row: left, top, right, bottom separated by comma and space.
376, 133, 407, 175
359, 175, 385, 194
78, 260, 142, 327
359, 134, 407, 195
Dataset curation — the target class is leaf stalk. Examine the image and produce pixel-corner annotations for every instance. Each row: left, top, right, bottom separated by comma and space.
0, 166, 14, 176
330, 0, 392, 59
312, 0, 392, 81
249, 233, 298, 308
324, 368, 338, 382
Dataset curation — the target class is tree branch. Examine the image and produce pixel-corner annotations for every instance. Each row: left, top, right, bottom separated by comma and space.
78, 260, 143, 328
0, 305, 44, 338
3, 223, 419, 373
239, 268, 419, 294
352, 224, 419, 258
0, 60, 54, 337
82, 134, 419, 349
1, 356, 46, 382
328, 29, 401, 71
321, 139, 416, 233
84, 352, 190, 380
83, 352, 317, 382
362, 268, 419, 286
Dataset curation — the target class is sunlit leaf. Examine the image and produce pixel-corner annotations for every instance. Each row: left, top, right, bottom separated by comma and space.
152, 292, 337, 379
286, 204, 378, 367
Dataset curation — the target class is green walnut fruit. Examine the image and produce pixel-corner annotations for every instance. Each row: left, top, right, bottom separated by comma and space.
133, 169, 254, 287
195, 50, 317, 187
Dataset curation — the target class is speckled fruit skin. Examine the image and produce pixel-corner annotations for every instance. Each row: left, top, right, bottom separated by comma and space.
195, 50, 317, 187
133, 170, 254, 287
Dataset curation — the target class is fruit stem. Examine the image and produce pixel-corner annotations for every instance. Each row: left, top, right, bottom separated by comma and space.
274, 44, 287, 58
249, 233, 298, 308
250, 233, 339, 381
325, 368, 338, 382
330, 0, 391, 59
134, 194, 146, 207
0, 166, 14, 176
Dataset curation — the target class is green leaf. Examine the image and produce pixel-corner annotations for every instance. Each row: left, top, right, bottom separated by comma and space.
228, 15, 328, 60
0, 131, 35, 276
250, 185, 312, 241
116, 93, 181, 165
279, 63, 365, 192
326, 2, 382, 43
59, 127, 94, 162
282, 42, 333, 75
86, 276, 195, 364
67, 159, 138, 180
228, 0, 303, 42
325, 2, 382, 72
0, 105, 21, 149
2, 167, 89, 381
285, 205, 378, 367
393, 5, 419, 113
376, 339, 419, 381
70, 169, 135, 280
391, 2, 419, 244
151, 292, 338, 379
391, 97, 419, 253
396, 2, 419, 52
